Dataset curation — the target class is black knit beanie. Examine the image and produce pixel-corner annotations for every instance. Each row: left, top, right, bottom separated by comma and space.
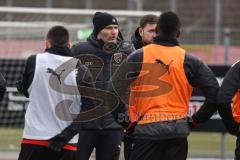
93, 12, 118, 36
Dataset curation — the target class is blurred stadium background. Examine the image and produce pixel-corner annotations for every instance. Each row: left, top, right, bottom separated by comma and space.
0, 0, 239, 159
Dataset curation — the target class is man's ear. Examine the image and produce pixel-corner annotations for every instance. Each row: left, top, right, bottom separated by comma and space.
139, 27, 144, 37
45, 40, 51, 49
67, 42, 72, 48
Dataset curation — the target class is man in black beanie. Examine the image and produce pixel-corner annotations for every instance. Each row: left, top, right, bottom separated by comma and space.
93, 12, 118, 37
48, 12, 135, 160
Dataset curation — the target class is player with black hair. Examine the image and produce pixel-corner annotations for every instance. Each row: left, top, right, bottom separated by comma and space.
156, 11, 181, 36
46, 26, 70, 46
17, 25, 93, 160
110, 11, 219, 160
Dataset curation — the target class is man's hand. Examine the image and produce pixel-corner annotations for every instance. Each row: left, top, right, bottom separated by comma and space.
48, 123, 78, 152
187, 117, 197, 130
48, 134, 69, 152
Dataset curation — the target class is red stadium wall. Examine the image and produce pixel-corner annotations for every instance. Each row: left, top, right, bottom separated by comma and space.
0, 40, 44, 59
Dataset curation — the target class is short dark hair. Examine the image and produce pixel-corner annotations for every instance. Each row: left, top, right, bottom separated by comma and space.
157, 11, 181, 36
139, 14, 158, 28
46, 26, 69, 46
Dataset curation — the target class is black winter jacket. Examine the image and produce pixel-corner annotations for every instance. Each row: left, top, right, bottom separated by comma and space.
71, 33, 135, 129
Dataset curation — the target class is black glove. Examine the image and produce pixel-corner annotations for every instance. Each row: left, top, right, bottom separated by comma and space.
48, 125, 78, 152
116, 112, 131, 129
187, 117, 197, 130
48, 134, 69, 152
16, 80, 29, 97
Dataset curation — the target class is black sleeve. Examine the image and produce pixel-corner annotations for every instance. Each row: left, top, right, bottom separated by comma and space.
76, 61, 96, 112
52, 61, 97, 138
71, 42, 86, 57
110, 49, 142, 127
0, 72, 6, 101
18, 55, 36, 98
184, 54, 219, 123
216, 61, 240, 134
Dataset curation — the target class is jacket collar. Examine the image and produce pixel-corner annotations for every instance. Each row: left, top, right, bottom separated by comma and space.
154, 36, 179, 46
45, 45, 73, 57
131, 27, 144, 49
